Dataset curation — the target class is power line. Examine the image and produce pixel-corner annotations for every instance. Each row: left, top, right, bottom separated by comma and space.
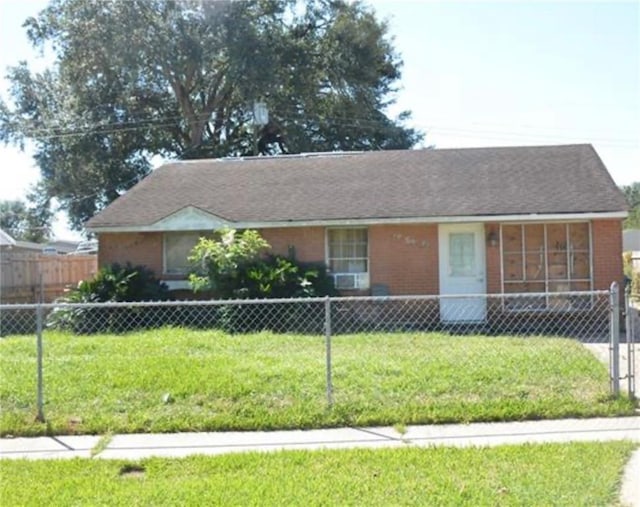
422, 125, 639, 148
11, 108, 639, 148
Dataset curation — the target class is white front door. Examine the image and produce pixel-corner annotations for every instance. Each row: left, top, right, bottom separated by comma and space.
438, 223, 487, 322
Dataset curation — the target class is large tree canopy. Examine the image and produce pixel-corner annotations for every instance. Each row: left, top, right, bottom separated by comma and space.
0, 0, 422, 230
0, 195, 52, 243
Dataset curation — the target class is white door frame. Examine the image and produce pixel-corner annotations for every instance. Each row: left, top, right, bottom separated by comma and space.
438, 223, 487, 322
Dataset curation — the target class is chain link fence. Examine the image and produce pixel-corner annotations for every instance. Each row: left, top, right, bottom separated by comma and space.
0, 291, 615, 338
0, 284, 636, 425
625, 289, 639, 399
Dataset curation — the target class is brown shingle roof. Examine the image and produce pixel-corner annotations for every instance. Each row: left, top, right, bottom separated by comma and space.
86, 144, 628, 230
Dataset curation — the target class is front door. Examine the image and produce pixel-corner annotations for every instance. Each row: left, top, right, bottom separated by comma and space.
438, 223, 487, 322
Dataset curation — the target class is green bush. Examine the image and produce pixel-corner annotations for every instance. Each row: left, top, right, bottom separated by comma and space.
0, 309, 38, 337
631, 271, 640, 298
188, 228, 335, 332
623, 252, 640, 298
46, 263, 170, 334
189, 229, 335, 300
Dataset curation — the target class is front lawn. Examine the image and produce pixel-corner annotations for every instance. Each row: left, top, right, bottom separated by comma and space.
0, 329, 634, 436
0, 442, 635, 506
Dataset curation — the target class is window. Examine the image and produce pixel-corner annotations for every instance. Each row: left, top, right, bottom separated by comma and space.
163, 231, 205, 275
501, 222, 592, 310
449, 233, 475, 276
327, 228, 369, 290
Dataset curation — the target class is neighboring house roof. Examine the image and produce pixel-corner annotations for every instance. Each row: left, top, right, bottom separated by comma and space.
0, 230, 79, 254
0, 229, 45, 253
0, 228, 16, 247
12, 240, 47, 252
86, 144, 628, 232
47, 239, 81, 254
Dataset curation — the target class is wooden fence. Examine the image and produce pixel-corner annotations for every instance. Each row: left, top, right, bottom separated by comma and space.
0, 253, 98, 303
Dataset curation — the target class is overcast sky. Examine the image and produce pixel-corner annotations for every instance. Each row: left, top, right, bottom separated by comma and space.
0, 0, 638, 239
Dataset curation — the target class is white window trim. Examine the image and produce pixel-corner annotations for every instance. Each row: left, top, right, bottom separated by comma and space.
325, 227, 370, 290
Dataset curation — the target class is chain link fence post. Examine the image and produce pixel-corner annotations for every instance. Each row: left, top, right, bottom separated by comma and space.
609, 281, 620, 397
35, 274, 45, 422
324, 296, 333, 407
625, 286, 636, 399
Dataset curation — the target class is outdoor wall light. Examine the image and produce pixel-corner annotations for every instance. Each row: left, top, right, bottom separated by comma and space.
487, 230, 499, 247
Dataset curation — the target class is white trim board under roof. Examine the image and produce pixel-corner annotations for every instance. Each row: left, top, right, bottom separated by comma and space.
88, 211, 627, 233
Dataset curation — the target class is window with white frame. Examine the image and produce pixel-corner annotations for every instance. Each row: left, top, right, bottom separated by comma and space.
327, 228, 369, 290
449, 233, 476, 277
163, 231, 206, 275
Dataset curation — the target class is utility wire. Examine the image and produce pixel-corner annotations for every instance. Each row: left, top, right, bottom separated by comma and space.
10, 109, 639, 148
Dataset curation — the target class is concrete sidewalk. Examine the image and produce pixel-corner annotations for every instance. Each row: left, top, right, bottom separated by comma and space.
2, 417, 639, 504
2, 416, 638, 460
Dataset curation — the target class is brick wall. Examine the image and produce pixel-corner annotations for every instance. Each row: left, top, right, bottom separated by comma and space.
98, 229, 328, 281
260, 227, 325, 263
97, 218, 624, 297
93, 224, 511, 297
98, 232, 163, 275
592, 219, 624, 291
369, 224, 438, 295
263, 224, 439, 295
485, 223, 502, 294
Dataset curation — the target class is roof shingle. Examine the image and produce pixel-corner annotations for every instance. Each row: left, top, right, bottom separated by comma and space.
86, 144, 628, 230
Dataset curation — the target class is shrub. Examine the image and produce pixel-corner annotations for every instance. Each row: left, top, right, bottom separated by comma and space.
188, 228, 335, 332
46, 263, 170, 334
631, 271, 640, 299
623, 252, 640, 298
0, 309, 38, 336
189, 228, 335, 300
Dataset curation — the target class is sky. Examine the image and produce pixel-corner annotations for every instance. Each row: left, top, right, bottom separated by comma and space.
0, 0, 638, 240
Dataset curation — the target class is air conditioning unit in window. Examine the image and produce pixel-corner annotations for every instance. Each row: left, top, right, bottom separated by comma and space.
333, 273, 369, 290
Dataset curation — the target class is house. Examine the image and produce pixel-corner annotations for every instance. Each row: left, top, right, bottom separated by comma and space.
0, 228, 79, 255
0, 230, 47, 255
0, 229, 16, 250
48, 239, 82, 255
86, 144, 627, 321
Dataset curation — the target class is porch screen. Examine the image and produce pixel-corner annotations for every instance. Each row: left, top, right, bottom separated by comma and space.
501, 222, 592, 310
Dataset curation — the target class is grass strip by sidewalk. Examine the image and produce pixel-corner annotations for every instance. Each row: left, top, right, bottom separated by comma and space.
0, 328, 634, 436
0, 442, 636, 506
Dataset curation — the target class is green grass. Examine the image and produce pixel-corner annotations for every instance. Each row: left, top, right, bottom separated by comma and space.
0, 442, 635, 506
0, 328, 634, 436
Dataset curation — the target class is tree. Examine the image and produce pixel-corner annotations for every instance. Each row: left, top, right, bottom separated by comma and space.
622, 182, 640, 229
0, 0, 423, 230
0, 197, 51, 242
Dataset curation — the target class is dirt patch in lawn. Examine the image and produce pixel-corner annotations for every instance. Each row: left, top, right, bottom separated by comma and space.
119, 464, 145, 479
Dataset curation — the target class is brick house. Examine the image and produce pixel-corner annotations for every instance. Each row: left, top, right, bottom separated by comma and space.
86, 144, 627, 321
